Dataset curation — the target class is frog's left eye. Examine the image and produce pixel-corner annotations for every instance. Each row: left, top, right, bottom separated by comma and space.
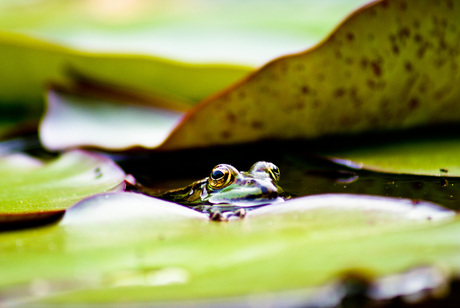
266, 163, 280, 182
208, 164, 235, 189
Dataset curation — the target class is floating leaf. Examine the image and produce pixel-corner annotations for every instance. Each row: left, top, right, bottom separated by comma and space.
40, 89, 183, 151
159, 0, 460, 150
0, 1, 369, 66
0, 31, 251, 111
0, 192, 457, 305
0, 150, 125, 226
322, 134, 460, 177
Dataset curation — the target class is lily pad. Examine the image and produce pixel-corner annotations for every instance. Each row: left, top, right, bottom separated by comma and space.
40, 89, 183, 151
0, 192, 458, 305
0, 1, 369, 66
0, 31, 251, 112
160, 0, 460, 150
322, 134, 460, 177
0, 150, 125, 225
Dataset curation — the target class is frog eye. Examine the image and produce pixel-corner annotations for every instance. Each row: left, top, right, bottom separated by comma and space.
208, 164, 235, 189
266, 163, 280, 182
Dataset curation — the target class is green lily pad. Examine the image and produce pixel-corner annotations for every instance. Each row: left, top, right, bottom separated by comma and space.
322, 135, 460, 177
40, 89, 184, 151
0, 150, 125, 225
160, 0, 460, 150
0, 1, 369, 66
0, 192, 457, 305
0, 31, 251, 112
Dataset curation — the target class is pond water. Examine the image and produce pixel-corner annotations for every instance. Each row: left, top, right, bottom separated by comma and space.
119, 140, 460, 212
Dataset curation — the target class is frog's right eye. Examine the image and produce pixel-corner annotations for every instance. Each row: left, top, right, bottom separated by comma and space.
208, 165, 235, 189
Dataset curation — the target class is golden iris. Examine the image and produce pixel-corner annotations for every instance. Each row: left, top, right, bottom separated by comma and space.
208, 165, 234, 189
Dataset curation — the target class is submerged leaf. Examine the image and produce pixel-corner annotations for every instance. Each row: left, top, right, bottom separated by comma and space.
160, 0, 460, 150
0, 150, 125, 225
0, 192, 457, 305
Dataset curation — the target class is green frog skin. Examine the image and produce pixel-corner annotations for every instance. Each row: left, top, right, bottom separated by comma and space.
155, 161, 287, 220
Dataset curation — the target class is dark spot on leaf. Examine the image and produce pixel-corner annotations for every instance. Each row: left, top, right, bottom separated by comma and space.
94, 168, 103, 179
238, 91, 246, 100
346, 32, 355, 41
260, 85, 269, 93
404, 61, 413, 72
334, 88, 346, 97
222, 94, 231, 102
400, 1, 407, 10
440, 168, 449, 173
361, 58, 368, 69
340, 116, 352, 126
221, 131, 231, 139
392, 45, 400, 55
414, 34, 423, 43
367, 79, 376, 89
251, 121, 264, 129
226, 112, 236, 123
296, 64, 305, 71
371, 61, 382, 77
413, 20, 420, 29
398, 27, 410, 39
417, 46, 427, 58
409, 98, 419, 110
301, 85, 309, 94
435, 89, 445, 100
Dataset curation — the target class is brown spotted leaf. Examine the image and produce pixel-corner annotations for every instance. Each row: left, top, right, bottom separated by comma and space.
160, 0, 460, 150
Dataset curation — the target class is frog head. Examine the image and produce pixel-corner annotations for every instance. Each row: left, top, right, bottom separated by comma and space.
157, 161, 286, 207
204, 161, 284, 206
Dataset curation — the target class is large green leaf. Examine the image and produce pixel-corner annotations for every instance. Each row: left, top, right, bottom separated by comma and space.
0, 1, 369, 66
0, 31, 251, 112
321, 134, 460, 177
0, 150, 125, 223
160, 0, 460, 150
0, 192, 456, 305
40, 89, 183, 150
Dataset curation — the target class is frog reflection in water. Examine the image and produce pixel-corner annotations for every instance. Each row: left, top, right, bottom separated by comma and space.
155, 161, 288, 220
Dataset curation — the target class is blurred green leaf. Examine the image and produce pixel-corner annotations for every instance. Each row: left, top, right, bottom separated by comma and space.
0, 31, 251, 108
0, 193, 456, 305
0, 150, 125, 219
0, 0, 370, 66
322, 135, 460, 177
40, 89, 183, 150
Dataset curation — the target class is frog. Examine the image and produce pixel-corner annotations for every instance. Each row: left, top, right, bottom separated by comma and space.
153, 161, 288, 221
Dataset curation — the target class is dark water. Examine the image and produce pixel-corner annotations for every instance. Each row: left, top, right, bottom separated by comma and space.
119, 139, 460, 212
